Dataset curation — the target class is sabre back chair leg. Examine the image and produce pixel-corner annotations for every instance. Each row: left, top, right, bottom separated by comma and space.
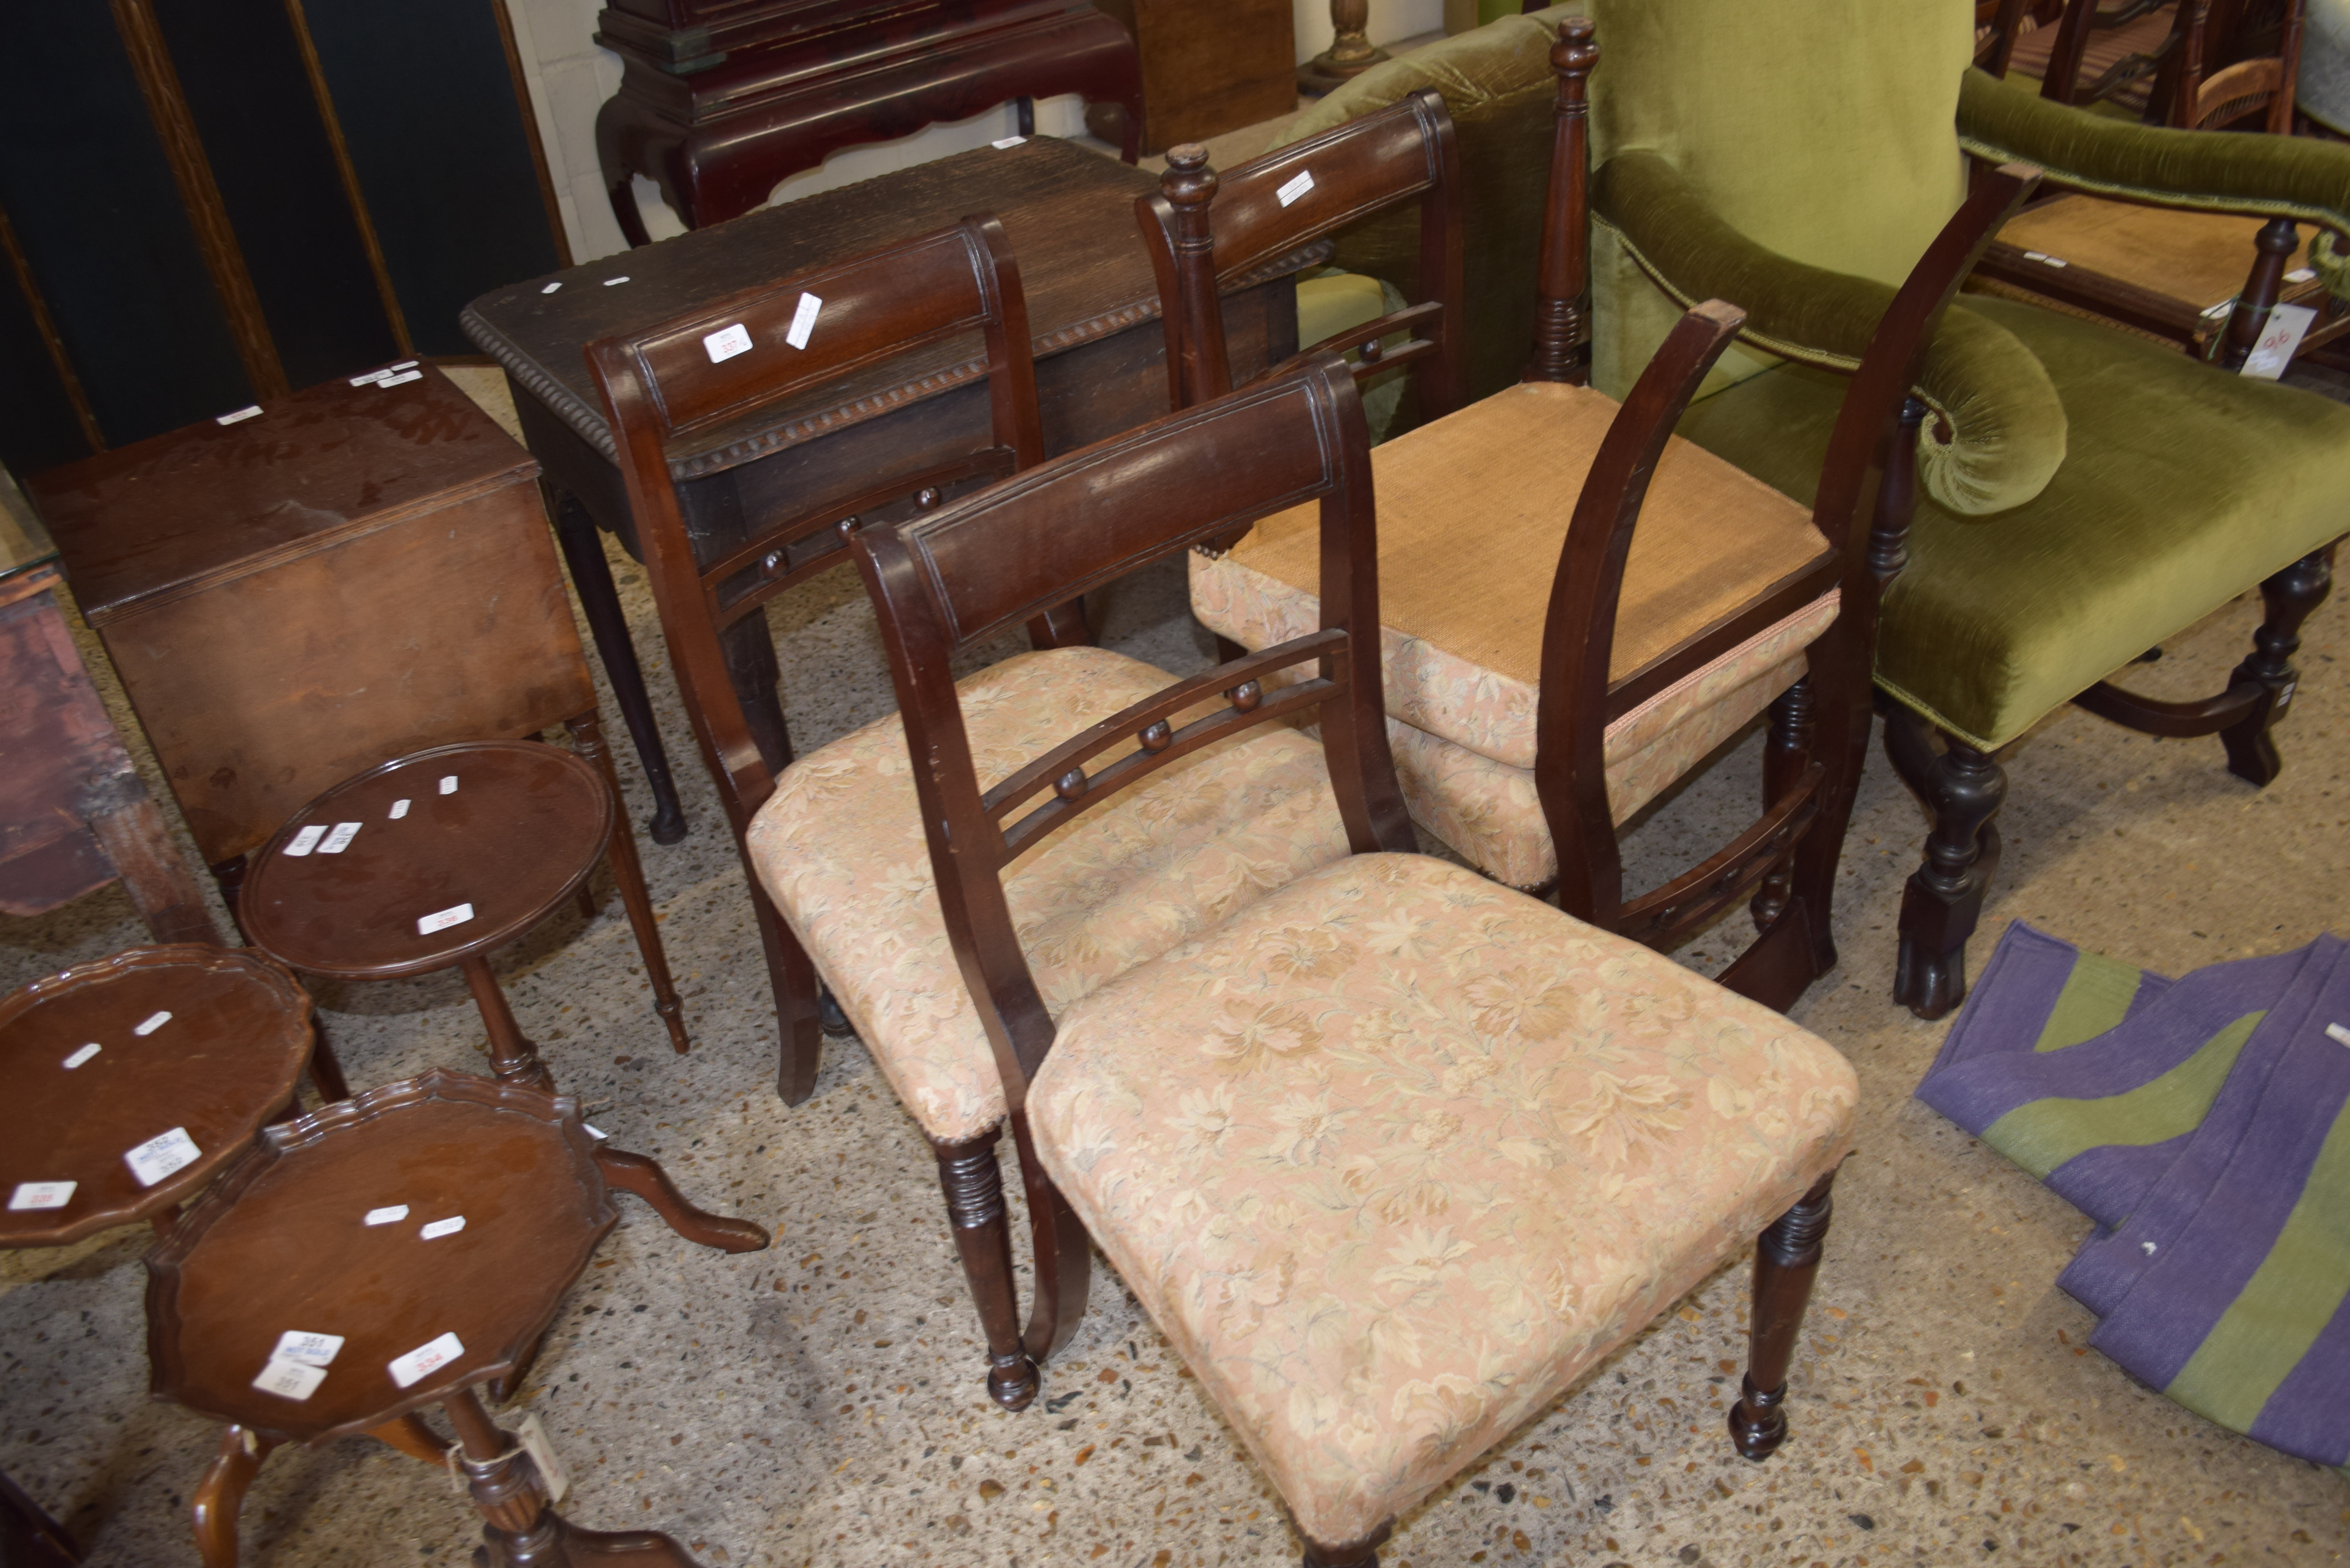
1730, 1168, 1838, 1460
567, 712, 690, 1054
934, 1128, 1041, 1411
1885, 708, 2007, 1020
753, 875, 824, 1104
2220, 542, 2335, 787
1011, 1112, 1092, 1369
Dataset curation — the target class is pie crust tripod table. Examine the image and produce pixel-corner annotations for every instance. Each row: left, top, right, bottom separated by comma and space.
145, 1068, 770, 1567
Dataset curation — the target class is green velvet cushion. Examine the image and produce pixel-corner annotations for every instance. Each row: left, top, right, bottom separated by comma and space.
1597, 151, 2067, 515
1678, 294, 2350, 751
1959, 68, 2350, 298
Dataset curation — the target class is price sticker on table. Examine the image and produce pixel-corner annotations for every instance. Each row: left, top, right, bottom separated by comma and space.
419, 1215, 467, 1240
388, 1331, 465, 1389
273, 1330, 345, 1368
364, 1204, 409, 1226
134, 1010, 171, 1035
702, 322, 753, 364
251, 1357, 327, 1401
63, 1043, 100, 1069
417, 903, 475, 937
8, 1181, 75, 1212
319, 822, 362, 854
786, 292, 822, 350
389, 799, 410, 819
124, 1127, 201, 1187
439, 775, 459, 795
284, 824, 327, 856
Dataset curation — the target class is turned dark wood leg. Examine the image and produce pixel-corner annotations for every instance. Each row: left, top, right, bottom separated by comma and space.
460, 955, 555, 1093
1729, 1168, 1838, 1461
191, 1425, 278, 1568
593, 1146, 770, 1252
548, 487, 688, 846
1297, 0, 1390, 94
305, 1019, 350, 1104
2218, 218, 2299, 372
566, 712, 690, 1055
1883, 705, 2006, 1020
1750, 678, 1815, 932
209, 855, 252, 943
1009, 1112, 1092, 1370
751, 873, 825, 1104
934, 1128, 1040, 1411
2220, 544, 2335, 787
1300, 1520, 1392, 1567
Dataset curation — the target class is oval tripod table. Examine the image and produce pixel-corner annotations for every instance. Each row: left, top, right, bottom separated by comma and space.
239, 735, 688, 1092
145, 1067, 768, 1567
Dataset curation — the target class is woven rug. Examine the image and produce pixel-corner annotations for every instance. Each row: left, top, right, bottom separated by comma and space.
1918, 921, 2350, 1469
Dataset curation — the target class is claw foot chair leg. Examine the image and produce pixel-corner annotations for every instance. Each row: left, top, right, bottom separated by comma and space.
1730, 1168, 1838, 1460
934, 1128, 1041, 1411
2220, 543, 2335, 787
1883, 704, 2006, 1020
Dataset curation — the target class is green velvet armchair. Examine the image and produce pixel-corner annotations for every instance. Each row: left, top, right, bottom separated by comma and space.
1276, 0, 2350, 1017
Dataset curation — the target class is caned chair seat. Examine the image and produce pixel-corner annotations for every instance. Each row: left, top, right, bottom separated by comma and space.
746, 645, 1356, 1141
1027, 851, 1857, 1547
1190, 381, 1839, 884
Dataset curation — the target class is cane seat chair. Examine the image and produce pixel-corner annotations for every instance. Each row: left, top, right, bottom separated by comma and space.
771, 349, 1859, 1566
1156, 27, 2036, 1011
588, 214, 1084, 1104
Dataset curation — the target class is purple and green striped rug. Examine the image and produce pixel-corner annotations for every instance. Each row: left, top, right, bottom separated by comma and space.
1917, 921, 2350, 1470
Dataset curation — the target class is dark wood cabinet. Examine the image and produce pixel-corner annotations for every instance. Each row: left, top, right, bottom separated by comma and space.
1086, 0, 1298, 154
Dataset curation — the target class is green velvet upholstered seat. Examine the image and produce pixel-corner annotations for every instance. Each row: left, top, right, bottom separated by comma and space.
1679, 294, 2350, 751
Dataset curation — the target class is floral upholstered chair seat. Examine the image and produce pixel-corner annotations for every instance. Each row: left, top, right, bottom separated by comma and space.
1027, 850, 1858, 1547
745, 645, 1357, 1142
1191, 381, 1839, 888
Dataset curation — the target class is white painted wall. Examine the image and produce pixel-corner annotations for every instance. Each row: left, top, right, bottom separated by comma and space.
499, 0, 1109, 262
1292, 0, 1446, 64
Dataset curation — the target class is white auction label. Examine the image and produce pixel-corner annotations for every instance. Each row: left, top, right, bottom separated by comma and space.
389, 798, 410, 819
319, 821, 362, 854
604, 275, 631, 286
2288, 267, 2319, 283
364, 1204, 409, 1226
541, 281, 563, 294
124, 1126, 200, 1187
439, 775, 458, 794
703, 322, 753, 363
251, 1357, 327, 1401
273, 1330, 345, 1368
283, 824, 327, 856
134, 1010, 171, 1035
515, 1411, 570, 1503
215, 406, 263, 425
1276, 169, 1316, 207
348, 369, 390, 386
378, 369, 423, 387
63, 1043, 100, 1069
388, 360, 417, 372
419, 1215, 467, 1240
7, 1181, 75, 1212
2329, 1022, 2350, 1047
417, 903, 474, 936
387, 1331, 464, 1389
786, 292, 822, 350
991, 135, 1027, 148
2243, 302, 2319, 379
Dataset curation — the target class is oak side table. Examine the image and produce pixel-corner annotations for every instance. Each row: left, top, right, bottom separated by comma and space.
25, 369, 615, 899
238, 740, 689, 1091
463, 135, 1321, 814
145, 1068, 767, 1568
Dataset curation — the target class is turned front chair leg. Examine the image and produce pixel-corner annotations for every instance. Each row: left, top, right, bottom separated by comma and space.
1730, 1168, 1838, 1460
2220, 543, 2335, 787
568, 712, 690, 1055
191, 1425, 279, 1568
459, 955, 555, 1093
1884, 709, 2007, 1020
1750, 678, 1815, 932
933, 1128, 1040, 1411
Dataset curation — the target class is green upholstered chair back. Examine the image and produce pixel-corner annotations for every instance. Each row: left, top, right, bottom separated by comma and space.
1583, 0, 1976, 397
1284, 1, 1976, 401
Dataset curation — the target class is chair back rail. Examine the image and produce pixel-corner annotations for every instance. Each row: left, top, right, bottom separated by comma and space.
587, 214, 1045, 832
851, 355, 1413, 1096
1137, 89, 1465, 417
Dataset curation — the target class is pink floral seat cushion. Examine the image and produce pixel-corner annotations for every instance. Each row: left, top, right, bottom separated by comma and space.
746, 646, 1357, 1143
1028, 852, 1857, 1548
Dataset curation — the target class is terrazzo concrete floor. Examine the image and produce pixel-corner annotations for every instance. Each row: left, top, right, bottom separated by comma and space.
7, 358, 2350, 1568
